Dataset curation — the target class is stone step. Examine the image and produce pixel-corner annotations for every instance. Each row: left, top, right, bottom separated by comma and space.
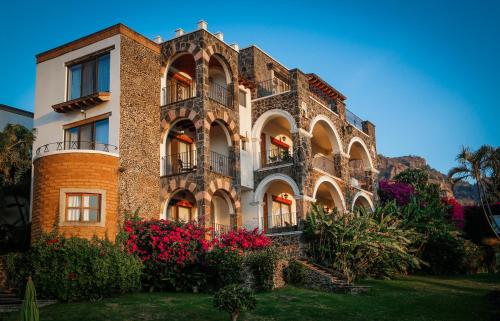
0, 300, 57, 313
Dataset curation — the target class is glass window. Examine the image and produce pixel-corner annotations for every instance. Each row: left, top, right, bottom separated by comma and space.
67, 53, 110, 100
64, 117, 109, 150
66, 193, 101, 222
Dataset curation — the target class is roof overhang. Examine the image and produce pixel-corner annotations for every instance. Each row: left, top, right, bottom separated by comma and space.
307, 73, 346, 101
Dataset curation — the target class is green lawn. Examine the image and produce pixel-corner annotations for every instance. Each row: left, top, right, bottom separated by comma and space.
3, 274, 499, 321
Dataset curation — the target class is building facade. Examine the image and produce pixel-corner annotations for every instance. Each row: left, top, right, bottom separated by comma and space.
30, 22, 378, 241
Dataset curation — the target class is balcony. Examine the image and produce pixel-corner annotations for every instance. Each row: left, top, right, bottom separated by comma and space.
162, 82, 195, 106
312, 155, 339, 177
162, 150, 197, 176
263, 212, 298, 234
208, 83, 232, 107
210, 222, 234, 239
52, 92, 110, 113
256, 77, 290, 98
35, 141, 118, 157
350, 174, 372, 191
260, 148, 294, 168
209, 151, 235, 177
346, 109, 364, 131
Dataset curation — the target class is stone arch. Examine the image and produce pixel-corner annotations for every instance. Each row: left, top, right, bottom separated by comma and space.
251, 109, 298, 139
208, 53, 233, 85
351, 190, 375, 213
347, 136, 374, 170
160, 180, 199, 220
160, 108, 203, 142
312, 176, 346, 211
253, 173, 301, 203
309, 114, 343, 154
206, 110, 240, 145
207, 178, 240, 213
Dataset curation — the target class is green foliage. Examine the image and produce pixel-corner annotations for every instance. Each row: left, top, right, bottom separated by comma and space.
304, 204, 421, 282
19, 277, 39, 321
283, 260, 306, 286
213, 284, 256, 321
0, 124, 35, 187
394, 168, 430, 192
205, 247, 245, 290
245, 247, 280, 292
7, 234, 142, 302
420, 231, 466, 275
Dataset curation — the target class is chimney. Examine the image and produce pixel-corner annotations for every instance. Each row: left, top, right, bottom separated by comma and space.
230, 43, 239, 52
197, 20, 207, 30
175, 28, 184, 37
153, 35, 163, 44
214, 32, 224, 41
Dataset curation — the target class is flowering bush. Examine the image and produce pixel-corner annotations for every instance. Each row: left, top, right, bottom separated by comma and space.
378, 180, 415, 206
123, 219, 212, 291
442, 197, 465, 229
217, 228, 272, 251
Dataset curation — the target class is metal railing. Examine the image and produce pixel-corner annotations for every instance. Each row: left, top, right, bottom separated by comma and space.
35, 141, 118, 156
256, 77, 290, 98
162, 81, 195, 105
261, 147, 294, 167
262, 212, 298, 234
208, 83, 232, 107
162, 150, 197, 176
211, 223, 233, 238
312, 155, 339, 177
209, 151, 235, 177
346, 109, 364, 131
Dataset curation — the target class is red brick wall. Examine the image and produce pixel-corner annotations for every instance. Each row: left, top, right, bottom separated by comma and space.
31, 152, 119, 242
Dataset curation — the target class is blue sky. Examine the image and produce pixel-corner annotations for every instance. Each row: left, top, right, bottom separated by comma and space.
1, 0, 498, 173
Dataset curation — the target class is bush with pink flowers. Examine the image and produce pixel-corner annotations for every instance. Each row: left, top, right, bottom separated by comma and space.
378, 180, 415, 206
217, 228, 272, 251
442, 197, 465, 229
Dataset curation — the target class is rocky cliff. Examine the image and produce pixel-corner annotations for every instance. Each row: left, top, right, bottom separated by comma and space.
377, 155, 477, 205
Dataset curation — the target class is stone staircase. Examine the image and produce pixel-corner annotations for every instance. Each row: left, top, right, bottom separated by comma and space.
296, 259, 370, 294
0, 288, 57, 313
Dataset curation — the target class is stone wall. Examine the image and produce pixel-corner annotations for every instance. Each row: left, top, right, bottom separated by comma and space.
119, 34, 161, 220
268, 231, 304, 258
31, 153, 119, 241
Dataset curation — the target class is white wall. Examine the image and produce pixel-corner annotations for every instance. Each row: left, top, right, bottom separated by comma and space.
0, 110, 33, 130
238, 85, 253, 189
33, 35, 121, 154
209, 124, 230, 156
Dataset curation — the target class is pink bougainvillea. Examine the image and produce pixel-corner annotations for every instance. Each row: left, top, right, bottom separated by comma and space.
124, 219, 212, 267
441, 197, 465, 229
217, 228, 272, 251
378, 180, 415, 206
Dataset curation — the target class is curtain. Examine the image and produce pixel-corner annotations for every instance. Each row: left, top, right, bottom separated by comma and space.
82, 60, 96, 96
82, 195, 90, 221
67, 195, 81, 221
69, 65, 81, 100
95, 119, 109, 147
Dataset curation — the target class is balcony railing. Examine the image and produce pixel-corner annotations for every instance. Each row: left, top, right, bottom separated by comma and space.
262, 212, 298, 234
208, 83, 232, 107
210, 151, 235, 177
312, 155, 339, 177
162, 81, 195, 105
256, 77, 290, 98
346, 109, 364, 131
261, 147, 294, 167
35, 141, 118, 157
210, 223, 233, 238
162, 150, 197, 176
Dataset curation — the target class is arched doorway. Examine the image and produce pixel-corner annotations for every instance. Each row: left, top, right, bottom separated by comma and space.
352, 191, 375, 213
310, 116, 342, 177
313, 177, 346, 213
208, 55, 232, 106
210, 189, 235, 237
163, 189, 198, 222
162, 119, 197, 176
209, 121, 234, 176
163, 53, 196, 105
348, 137, 374, 191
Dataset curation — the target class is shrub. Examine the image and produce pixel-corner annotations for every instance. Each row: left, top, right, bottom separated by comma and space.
7, 235, 142, 301
218, 228, 272, 251
420, 231, 466, 275
213, 284, 256, 321
378, 180, 415, 206
205, 247, 245, 290
283, 260, 306, 286
123, 219, 211, 291
442, 197, 465, 229
304, 204, 421, 282
245, 247, 280, 292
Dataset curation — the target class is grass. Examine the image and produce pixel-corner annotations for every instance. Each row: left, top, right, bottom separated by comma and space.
2, 274, 499, 321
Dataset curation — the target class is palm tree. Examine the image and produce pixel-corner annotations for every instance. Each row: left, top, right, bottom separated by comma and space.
448, 145, 499, 238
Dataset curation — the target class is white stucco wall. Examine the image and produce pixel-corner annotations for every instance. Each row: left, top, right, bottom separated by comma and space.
0, 109, 33, 130
33, 35, 121, 154
238, 85, 253, 189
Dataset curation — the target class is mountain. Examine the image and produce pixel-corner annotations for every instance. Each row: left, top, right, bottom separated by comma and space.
377, 155, 477, 205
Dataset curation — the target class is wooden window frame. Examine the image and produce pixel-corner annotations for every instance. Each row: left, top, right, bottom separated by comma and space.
64, 116, 109, 148
65, 192, 101, 223
66, 51, 111, 101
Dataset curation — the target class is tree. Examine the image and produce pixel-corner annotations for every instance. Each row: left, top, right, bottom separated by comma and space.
0, 124, 35, 187
448, 145, 499, 239
19, 276, 39, 321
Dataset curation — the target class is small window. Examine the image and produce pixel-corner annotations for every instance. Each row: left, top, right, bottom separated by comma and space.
239, 90, 247, 107
65, 118, 109, 150
67, 53, 110, 100
66, 193, 101, 222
